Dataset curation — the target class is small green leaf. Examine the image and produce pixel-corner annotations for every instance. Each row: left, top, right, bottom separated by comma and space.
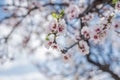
45, 33, 52, 41
112, 0, 119, 4
60, 10, 64, 15
45, 36, 49, 41
58, 10, 64, 18
52, 13, 58, 18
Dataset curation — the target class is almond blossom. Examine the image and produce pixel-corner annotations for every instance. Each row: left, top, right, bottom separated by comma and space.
81, 13, 94, 23
90, 30, 101, 44
111, 19, 120, 31
57, 19, 66, 35
93, 25, 103, 34
115, 1, 120, 11
44, 34, 54, 49
51, 43, 59, 50
65, 4, 80, 20
90, 24, 109, 44
78, 40, 89, 54
44, 41, 53, 49
49, 19, 58, 33
81, 26, 90, 39
45, 15, 66, 50
74, 32, 81, 41
62, 52, 73, 63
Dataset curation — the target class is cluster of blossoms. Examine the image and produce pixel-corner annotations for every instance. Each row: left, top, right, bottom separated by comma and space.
48, 19, 66, 34
77, 17, 119, 54
45, 1, 120, 62
45, 10, 66, 51
81, 25, 106, 44
76, 4, 120, 54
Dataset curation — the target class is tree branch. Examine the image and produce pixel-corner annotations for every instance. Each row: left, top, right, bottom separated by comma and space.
86, 53, 120, 80
43, 3, 69, 7
4, 7, 38, 42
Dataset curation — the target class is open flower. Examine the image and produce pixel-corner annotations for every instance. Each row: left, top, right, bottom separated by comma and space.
111, 19, 120, 30
75, 32, 81, 41
49, 19, 58, 33
44, 41, 53, 49
115, 1, 120, 11
81, 13, 94, 23
78, 40, 89, 54
51, 43, 59, 50
44, 34, 55, 49
62, 53, 72, 63
66, 4, 80, 20
93, 25, 103, 34
81, 26, 90, 39
58, 19, 66, 34
90, 31, 101, 44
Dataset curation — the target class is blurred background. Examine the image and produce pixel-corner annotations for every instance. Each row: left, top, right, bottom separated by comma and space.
0, 0, 120, 80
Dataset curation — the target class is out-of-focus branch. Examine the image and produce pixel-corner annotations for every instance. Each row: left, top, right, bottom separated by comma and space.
79, 0, 112, 17
43, 3, 69, 7
0, 2, 69, 8
4, 7, 38, 43
0, 2, 70, 53
0, 4, 28, 8
86, 53, 120, 80
0, 2, 68, 23
0, 14, 26, 23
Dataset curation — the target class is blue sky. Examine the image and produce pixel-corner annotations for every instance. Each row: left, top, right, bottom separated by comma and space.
0, 0, 11, 20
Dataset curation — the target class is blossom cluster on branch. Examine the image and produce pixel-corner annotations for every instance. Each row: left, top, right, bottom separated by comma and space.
0, 0, 120, 80
45, 1, 120, 62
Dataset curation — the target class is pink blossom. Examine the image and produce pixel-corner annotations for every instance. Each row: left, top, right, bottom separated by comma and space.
81, 26, 90, 39
44, 41, 53, 49
90, 26, 107, 44
81, 13, 94, 23
62, 53, 72, 63
51, 43, 59, 49
90, 31, 100, 44
93, 25, 103, 34
115, 1, 120, 11
49, 19, 58, 33
111, 20, 120, 30
58, 19, 66, 34
74, 32, 81, 41
78, 40, 89, 54
66, 4, 80, 20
